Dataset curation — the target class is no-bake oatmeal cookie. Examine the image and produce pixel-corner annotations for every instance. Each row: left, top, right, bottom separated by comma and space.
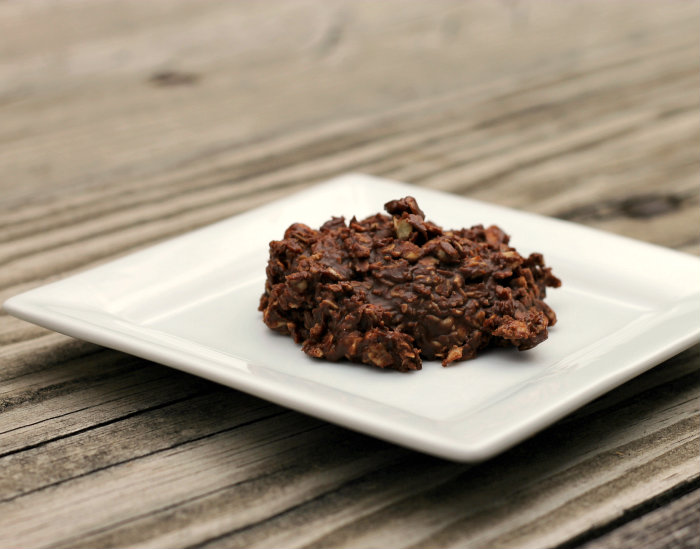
259, 197, 560, 372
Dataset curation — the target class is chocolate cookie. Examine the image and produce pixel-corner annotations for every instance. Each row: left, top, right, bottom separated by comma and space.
259, 197, 560, 371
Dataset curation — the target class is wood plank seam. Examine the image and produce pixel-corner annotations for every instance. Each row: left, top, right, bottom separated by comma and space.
553, 477, 700, 549
184, 453, 441, 549
0, 388, 217, 460
52, 422, 333, 549
0, 407, 291, 505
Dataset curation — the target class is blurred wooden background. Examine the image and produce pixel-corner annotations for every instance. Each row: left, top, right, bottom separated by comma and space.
1, 1, 698, 548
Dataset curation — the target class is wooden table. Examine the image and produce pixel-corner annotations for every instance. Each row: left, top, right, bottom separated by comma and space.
1, 1, 698, 547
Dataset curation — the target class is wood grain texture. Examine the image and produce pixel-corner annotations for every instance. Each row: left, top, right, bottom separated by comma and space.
576, 488, 700, 549
1, 0, 698, 547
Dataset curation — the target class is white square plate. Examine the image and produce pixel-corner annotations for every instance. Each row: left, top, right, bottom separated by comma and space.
5, 174, 700, 461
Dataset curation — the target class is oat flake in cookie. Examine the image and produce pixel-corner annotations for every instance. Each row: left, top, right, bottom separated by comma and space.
259, 197, 561, 372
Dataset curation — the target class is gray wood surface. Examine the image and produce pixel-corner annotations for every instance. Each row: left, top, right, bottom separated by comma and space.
577, 488, 700, 549
1, 1, 699, 548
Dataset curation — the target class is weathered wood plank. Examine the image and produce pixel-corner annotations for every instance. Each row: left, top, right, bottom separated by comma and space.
0, 350, 220, 456
0, 389, 282, 502
0, 414, 393, 548
1, 1, 696, 209
576, 488, 700, 549
0, 334, 97, 380
2, 1, 694, 200
0, 346, 695, 548
2, 31, 695, 223
1, 43, 697, 304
